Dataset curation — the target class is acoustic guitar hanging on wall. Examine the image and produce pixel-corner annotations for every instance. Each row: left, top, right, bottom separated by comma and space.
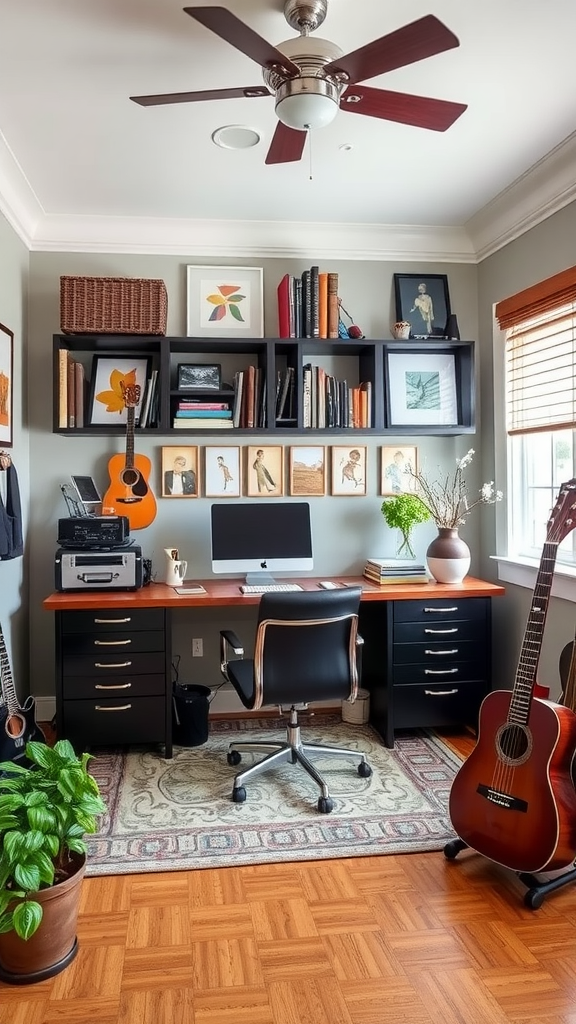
102, 382, 157, 530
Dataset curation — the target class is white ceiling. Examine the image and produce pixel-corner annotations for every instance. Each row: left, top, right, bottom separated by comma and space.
1, 0, 576, 258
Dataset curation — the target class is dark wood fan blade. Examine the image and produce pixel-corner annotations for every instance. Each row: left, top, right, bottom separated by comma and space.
265, 122, 307, 165
184, 6, 300, 77
131, 86, 270, 107
340, 85, 467, 131
324, 15, 459, 84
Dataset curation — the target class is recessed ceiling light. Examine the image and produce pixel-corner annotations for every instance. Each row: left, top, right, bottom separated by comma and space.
211, 125, 261, 150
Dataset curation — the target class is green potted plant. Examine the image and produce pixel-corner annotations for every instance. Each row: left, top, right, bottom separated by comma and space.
0, 738, 106, 985
381, 493, 430, 558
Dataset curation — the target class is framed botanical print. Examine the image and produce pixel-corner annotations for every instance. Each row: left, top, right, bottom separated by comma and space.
204, 445, 241, 498
330, 445, 367, 496
289, 446, 326, 496
186, 265, 264, 338
246, 445, 284, 497
380, 446, 418, 496
87, 356, 151, 426
161, 446, 199, 498
0, 322, 14, 447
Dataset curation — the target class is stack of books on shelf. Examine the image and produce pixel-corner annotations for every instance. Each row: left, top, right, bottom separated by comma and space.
232, 366, 267, 429
58, 350, 87, 429
173, 400, 233, 429
303, 365, 371, 428
363, 558, 429, 585
277, 267, 339, 339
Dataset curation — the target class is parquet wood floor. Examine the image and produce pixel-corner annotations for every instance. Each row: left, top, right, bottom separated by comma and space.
2, 729, 576, 1023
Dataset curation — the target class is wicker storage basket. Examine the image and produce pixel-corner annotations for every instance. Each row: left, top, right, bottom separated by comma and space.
60, 276, 168, 335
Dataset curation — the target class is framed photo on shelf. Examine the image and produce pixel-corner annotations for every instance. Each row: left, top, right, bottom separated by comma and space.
289, 446, 326, 496
161, 446, 199, 498
186, 265, 264, 338
246, 445, 284, 497
386, 350, 458, 427
0, 322, 14, 447
177, 363, 221, 390
204, 446, 241, 498
330, 445, 367, 496
380, 446, 418, 496
393, 273, 451, 338
87, 356, 151, 426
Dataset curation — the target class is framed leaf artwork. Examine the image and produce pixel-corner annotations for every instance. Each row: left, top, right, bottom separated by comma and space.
87, 356, 151, 426
186, 266, 264, 338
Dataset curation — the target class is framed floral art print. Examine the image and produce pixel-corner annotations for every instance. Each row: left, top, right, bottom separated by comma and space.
186, 266, 264, 338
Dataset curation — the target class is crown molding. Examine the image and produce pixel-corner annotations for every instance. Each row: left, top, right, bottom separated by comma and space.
0, 129, 43, 248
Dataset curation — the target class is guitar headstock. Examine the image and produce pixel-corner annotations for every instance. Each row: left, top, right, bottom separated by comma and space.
120, 382, 141, 409
547, 479, 576, 543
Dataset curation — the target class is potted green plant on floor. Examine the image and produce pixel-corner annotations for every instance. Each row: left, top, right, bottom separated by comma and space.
381, 493, 430, 558
0, 738, 106, 985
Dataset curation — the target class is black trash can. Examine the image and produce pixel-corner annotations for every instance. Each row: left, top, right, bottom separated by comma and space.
172, 683, 211, 747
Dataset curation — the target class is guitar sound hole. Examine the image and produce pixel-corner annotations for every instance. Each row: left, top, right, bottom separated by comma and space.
496, 723, 532, 765
121, 469, 139, 486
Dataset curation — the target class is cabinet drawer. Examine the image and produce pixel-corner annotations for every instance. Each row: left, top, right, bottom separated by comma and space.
62, 696, 166, 746
63, 651, 166, 677
393, 640, 486, 666
394, 620, 484, 644
61, 609, 164, 634
393, 680, 487, 730
393, 597, 487, 625
392, 662, 485, 685
62, 674, 165, 699
62, 630, 164, 656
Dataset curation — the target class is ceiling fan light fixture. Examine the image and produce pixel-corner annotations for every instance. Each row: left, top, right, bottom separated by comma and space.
275, 78, 339, 130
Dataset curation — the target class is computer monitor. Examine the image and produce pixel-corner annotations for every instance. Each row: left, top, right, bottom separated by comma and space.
210, 501, 313, 584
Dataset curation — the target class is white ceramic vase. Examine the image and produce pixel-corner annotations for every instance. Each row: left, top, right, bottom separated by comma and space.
426, 528, 471, 584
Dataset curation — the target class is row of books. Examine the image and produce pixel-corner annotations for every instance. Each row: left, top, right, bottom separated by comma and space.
58, 350, 86, 429
363, 558, 429, 585
139, 370, 160, 428
277, 269, 339, 339
173, 399, 233, 430
303, 365, 372, 429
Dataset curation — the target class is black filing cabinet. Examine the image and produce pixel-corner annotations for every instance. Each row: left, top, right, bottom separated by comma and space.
55, 607, 172, 756
359, 596, 491, 747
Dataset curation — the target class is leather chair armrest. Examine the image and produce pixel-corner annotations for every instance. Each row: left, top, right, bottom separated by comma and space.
220, 629, 244, 681
220, 629, 244, 655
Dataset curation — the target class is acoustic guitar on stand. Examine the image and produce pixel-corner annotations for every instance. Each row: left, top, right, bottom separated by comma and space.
449, 478, 576, 874
102, 383, 157, 530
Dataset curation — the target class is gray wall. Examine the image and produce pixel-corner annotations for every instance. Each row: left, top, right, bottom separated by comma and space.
0, 212, 30, 696
28, 252, 479, 705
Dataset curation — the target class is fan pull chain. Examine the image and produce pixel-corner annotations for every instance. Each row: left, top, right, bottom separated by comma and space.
308, 130, 313, 181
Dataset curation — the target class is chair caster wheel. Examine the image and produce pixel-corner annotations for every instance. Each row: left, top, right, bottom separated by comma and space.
227, 750, 242, 766
358, 761, 372, 778
232, 786, 246, 803
443, 839, 467, 859
524, 888, 545, 910
317, 796, 334, 813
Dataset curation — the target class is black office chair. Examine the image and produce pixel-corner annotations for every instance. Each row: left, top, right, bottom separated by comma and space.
219, 587, 372, 813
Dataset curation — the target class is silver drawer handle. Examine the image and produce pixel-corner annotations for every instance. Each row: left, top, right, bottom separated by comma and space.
424, 607, 458, 613
95, 704, 132, 712
424, 688, 459, 696
424, 649, 458, 656
94, 661, 132, 669
424, 628, 458, 634
424, 668, 459, 675
94, 639, 132, 646
95, 683, 132, 690
94, 617, 132, 624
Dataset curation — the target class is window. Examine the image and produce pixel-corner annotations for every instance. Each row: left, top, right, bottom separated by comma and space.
496, 267, 576, 567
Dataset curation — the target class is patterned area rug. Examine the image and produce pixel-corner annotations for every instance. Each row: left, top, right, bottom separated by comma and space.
86, 716, 462, 876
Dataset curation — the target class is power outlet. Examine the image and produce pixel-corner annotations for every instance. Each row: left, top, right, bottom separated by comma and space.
192, 638, 203, 658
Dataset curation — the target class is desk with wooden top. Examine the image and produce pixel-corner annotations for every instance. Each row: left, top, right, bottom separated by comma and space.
44, 575, 504, 755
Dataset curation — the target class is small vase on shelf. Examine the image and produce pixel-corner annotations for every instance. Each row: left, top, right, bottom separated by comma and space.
426, 528, 471, 584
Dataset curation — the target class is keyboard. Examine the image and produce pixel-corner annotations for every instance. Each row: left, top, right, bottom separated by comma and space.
240, 583, 304, 595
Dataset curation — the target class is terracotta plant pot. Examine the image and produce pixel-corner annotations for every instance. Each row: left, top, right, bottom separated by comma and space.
0, 853, 85, 985
426, 528, 471, 584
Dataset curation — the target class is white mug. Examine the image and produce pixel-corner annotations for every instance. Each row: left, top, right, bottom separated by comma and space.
165, 559, 188, 586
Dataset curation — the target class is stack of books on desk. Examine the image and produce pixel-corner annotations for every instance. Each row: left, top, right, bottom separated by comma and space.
363, 558, 429, 585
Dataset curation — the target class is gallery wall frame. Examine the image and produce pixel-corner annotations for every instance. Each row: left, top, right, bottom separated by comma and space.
289, 445, 326, 496
186, 265, 264, 338
330, 445, 367, 496
161, 446, 199, 498
0, 322, 14, 447
393, 273, 451, 339
246, 445, 284, 497
380, 446, 419, 496
87, 356, 151, 426
386, 350, 459, 428
204, 445, 241, 498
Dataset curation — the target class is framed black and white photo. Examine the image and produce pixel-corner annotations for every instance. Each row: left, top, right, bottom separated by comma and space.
0, 322, 14, 447
205, 445, 241, 498
177, 363, 221, 390
386, 350, 458, 427
393, 273, 451, 338
87, 356, 151, 426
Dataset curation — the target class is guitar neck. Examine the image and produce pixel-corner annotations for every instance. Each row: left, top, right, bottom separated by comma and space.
0, 622, 19, 714
509, 540, 557, 725
125, 406, 135, 470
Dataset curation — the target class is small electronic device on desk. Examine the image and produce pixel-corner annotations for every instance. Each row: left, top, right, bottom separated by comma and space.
57, 515, 130, 549
55, 546, 143, 591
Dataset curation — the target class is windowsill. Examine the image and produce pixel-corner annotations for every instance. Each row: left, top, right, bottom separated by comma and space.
492, 555, 576, 602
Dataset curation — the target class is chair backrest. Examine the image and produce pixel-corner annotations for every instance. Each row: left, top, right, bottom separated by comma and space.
254, 587, 363, 707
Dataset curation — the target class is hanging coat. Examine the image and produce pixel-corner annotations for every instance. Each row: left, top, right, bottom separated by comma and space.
0, 464, 23, 559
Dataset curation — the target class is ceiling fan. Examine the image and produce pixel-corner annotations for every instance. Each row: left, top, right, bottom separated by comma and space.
130, 1, 467, 165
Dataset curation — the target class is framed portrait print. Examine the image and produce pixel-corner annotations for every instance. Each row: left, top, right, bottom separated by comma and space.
393, 273, 451, 338
87, 356, 151, 426
161, 446, 199, 498
0, 322, 14, 447
205, 445, 241, 498
246, 445, 284, 497
330, 445, 367, 496
186, 266, 264, 338
380, 446, 418, 496
386, 351, 458, 427
289, 446, 326, 496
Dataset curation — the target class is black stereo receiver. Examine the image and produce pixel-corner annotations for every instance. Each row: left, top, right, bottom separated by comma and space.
57, 516, 130, 549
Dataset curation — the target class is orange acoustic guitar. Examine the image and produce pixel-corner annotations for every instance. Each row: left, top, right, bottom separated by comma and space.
449, 478, 576, 874
102, 383, 157, 530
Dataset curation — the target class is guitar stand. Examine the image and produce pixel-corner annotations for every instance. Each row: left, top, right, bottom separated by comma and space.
443, 838, 576, 910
